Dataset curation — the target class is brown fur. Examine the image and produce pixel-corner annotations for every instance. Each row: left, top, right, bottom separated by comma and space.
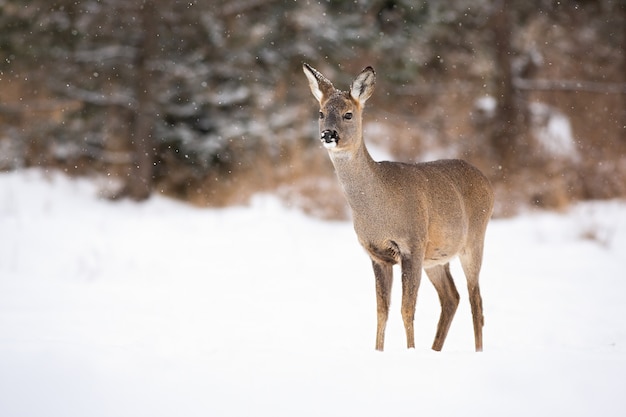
303, 63, 494, 352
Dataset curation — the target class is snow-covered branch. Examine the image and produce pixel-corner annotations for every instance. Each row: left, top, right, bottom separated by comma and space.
54, 84, 137, 108
74, 45, 136, 63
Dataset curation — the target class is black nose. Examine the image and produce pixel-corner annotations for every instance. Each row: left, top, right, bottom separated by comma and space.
321, 129, 338, 143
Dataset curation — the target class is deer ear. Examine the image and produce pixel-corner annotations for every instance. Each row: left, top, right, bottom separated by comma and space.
303, 63, 335, 103
350, 66, 376, 105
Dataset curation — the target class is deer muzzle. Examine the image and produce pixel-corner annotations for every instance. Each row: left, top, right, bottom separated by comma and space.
320, 129, 339, 148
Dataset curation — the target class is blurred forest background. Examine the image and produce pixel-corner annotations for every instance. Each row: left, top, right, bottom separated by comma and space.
1, 0, 624, 218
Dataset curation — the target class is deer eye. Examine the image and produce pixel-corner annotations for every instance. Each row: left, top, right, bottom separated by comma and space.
344, 112, 353, 120
319, 111, 324, 119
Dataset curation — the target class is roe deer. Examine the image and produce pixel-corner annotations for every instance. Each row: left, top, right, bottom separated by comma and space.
303, 63, 494, 352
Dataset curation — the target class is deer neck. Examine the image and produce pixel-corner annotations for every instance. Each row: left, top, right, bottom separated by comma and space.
328, 139, 382, 209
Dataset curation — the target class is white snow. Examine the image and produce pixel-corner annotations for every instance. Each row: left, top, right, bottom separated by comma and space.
530, 102, 580, 162
1, 169, 625, 417
475, 95, 497, 118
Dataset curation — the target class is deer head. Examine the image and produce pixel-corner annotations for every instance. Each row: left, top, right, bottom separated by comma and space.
303, 63, 376, 155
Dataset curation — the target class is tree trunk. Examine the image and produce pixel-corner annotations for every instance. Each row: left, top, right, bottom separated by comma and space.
490, 0, 525, 170
127, 1, 159, 200
622, 1, 626, 146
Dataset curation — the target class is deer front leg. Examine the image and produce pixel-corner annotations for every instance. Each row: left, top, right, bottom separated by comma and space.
372, 260, 393, 351
400, 254, 422, 349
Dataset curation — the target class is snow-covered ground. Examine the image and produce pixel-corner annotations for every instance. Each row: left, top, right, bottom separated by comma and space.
1, 169, 625, 417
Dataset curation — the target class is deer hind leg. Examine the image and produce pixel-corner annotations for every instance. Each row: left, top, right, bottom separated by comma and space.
425, 263, 460, 351
460, 246, 485, 352
400, 254, 422, 349
372, 260, 393, 351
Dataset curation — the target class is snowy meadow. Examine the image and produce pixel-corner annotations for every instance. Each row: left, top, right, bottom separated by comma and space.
1, 169, 625, 417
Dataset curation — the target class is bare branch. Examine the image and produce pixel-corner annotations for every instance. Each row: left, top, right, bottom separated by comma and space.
219, 0, 279, 17
393, 82, 478, 96
514, 78, 626, 94
394, 78, 626, 96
